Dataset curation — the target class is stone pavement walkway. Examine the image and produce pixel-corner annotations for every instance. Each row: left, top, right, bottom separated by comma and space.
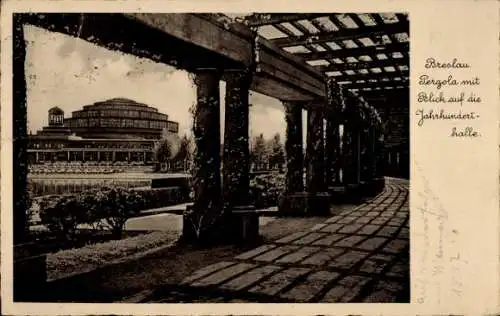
144, 179, 409, 303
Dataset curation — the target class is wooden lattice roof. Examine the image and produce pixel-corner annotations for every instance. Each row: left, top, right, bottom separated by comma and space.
242, 13, 409, 98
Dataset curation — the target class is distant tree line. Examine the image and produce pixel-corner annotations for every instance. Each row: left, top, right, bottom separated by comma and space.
154, 132, 194, 173
250, 133, 285, 172
154, 132, 286, 173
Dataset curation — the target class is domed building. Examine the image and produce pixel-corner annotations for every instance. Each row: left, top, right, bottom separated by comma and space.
65, 98, 178, 139
27, 98, 179, 165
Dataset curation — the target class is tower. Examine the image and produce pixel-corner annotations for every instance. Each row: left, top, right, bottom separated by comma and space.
48, 106, 64, 126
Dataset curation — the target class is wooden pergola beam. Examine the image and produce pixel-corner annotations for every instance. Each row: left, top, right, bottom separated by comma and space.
329, 71, 409, 83
316, 58, 408, 72
271, 20, 409, 47
243, 13, 328, 26
347, 13, 368, 29
294, 42, 408, 60
360, 86, 409, 100
341, 81, 408, 91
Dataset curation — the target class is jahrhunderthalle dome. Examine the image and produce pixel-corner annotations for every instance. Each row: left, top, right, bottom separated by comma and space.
64, 98, 179, 139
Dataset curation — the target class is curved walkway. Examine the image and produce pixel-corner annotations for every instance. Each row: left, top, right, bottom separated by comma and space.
146, 179, 409, 303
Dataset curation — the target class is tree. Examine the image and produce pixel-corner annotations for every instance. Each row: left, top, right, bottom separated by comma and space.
250, 133, 269, 171
155, 138, 172, 164
268, 133, 285, 170
154, 132, 181, 172
174, 133, 194, 172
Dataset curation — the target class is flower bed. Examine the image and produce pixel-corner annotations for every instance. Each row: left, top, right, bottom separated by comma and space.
29, 178, 151, 197
46, 230, 181, 281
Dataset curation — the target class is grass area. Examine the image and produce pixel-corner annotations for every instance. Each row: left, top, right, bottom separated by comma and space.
47, 230, 181, 281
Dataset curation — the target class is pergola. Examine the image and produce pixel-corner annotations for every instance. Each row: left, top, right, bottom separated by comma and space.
240, 13, 410, 151
242, 13, 409, 96
11, 13, 411, 302
13, 12, 410, 247
240, 12, 410, 178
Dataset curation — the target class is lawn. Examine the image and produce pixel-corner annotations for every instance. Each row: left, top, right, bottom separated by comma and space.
47, 230, 181, 281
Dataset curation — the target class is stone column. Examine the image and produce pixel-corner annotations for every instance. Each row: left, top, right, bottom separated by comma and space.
283, 102, 304, 194
369, 126, 376, 179
372, 127, 385, 192
356, 131, 361, 184
304, 106, 330, 215
222, 70, 258, 242
325, 116, 342, 186
342, 98, 361, 194
388, 148, 395, 176
359, 126, 371, 183
182, 69, 223, 244
359, 122, 377, 196
222, 70, 251, 208
112, 151, 116, 162
278, 101, 307, 215
325, 79, 347, 203
306, 108, 326, 193
325, 79, 344, 187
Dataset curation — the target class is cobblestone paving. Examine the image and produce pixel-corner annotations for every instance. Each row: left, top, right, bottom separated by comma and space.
148, 179, 409, 303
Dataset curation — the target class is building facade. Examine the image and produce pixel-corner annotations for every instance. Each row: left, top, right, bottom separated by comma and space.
27, 98, 179, 164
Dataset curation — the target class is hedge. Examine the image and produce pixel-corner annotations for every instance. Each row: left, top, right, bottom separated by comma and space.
132, 186, 190, 210
38, 186, 191, 244
249, 173, 285, 208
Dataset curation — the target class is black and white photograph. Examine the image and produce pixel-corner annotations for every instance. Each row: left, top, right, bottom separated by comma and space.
11, 12, 410, 304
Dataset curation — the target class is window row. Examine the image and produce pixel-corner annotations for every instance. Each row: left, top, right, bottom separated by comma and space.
49, 114, 64, 124
167, 121, 179, 132
29, 143, 65, 149
72, 110, 167, 120
68, 118, 170, 129
29, 143, 153, 149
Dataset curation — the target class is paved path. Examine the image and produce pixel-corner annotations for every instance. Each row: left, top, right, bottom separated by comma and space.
145, 179, 409, 303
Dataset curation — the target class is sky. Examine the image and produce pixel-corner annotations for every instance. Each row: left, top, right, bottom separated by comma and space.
24, 25, 303, 142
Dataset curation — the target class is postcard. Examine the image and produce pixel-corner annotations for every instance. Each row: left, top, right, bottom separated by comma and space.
1, 0, 499, 315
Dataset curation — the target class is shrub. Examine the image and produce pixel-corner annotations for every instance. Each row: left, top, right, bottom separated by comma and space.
133, 186, 190, 210
76, 189, 101, 229
151, 175, 191, 191
249, 173, 285, 208
38, 185, 190, 243
91, 187, 143, 239
39, 194, 90, 242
